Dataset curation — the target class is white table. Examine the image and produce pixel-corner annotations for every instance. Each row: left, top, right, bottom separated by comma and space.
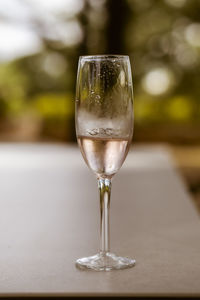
0, 143, 199, 297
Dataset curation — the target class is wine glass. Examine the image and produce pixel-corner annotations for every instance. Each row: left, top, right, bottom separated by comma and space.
75, 55, 135, 271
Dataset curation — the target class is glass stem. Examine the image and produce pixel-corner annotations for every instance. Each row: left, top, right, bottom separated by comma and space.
98, 177, 112, 255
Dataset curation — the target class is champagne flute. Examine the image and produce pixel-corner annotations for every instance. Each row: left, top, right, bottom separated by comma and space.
75, 55, 135, 271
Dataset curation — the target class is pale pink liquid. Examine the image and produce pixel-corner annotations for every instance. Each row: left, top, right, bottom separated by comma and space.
77, 136, 130, 178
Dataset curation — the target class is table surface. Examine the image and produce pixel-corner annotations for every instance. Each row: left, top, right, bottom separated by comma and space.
0, 143, 199, 297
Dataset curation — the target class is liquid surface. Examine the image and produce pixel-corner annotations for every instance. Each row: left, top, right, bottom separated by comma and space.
77, 136, 130, 178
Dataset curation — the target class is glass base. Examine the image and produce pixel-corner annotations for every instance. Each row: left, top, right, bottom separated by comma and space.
76, 252, 136, 271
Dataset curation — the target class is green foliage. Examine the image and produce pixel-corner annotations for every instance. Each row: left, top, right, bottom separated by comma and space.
0, 0, 200, 142
0, 63, 28, 101
165, 97, 194, 121
32, 93, 74, 119
0, 63, 29, 117
7, 99, 27, 116
135, 95, 199, 124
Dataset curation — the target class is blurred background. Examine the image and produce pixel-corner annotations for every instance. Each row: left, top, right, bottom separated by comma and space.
0, 0, 200, 209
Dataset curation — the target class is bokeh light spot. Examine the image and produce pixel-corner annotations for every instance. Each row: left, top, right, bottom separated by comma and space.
185, 23, 200, 47
0, 24, 42, 62
142, 68, 173, 96
43, 53, 67, 77
165, 0, 187, 8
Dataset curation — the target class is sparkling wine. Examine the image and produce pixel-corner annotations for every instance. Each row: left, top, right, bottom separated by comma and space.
75, 55, 135, 271
77, 135, 130, 177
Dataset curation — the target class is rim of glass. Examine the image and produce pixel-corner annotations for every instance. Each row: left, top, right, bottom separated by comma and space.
79, 55, 129, 60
